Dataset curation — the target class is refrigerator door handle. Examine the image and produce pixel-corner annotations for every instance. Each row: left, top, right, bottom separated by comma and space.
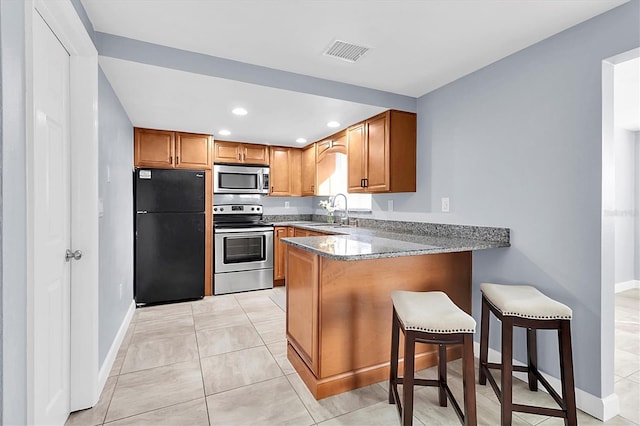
137, 210, 148, 214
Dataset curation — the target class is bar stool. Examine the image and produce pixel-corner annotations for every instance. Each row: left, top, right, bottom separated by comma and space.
389, 291, 477, 426
478, 283, 577, 426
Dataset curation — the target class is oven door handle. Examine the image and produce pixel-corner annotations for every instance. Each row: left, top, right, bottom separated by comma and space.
214, 228, 274, 236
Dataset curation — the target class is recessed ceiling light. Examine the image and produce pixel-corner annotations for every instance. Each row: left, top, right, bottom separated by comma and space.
327, 121, 340, 128
232, 107, 248, 116
296, 138, 307, 144
219, 129, 231, 136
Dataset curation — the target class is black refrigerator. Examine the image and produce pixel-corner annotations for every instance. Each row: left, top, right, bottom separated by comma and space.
134, 168, 205, 305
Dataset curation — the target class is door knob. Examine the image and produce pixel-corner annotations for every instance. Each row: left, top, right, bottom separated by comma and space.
65, 249, 83, 262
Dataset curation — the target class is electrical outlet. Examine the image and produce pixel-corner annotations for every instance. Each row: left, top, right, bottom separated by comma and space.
388, 200, 394, 212
285, 201, 290, 208
441, 197, 450, 213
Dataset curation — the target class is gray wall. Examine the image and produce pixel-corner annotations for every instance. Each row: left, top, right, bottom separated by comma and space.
1, 0, 27, 424
98, 68, 134, 366
613, 127, 637, 285
402, 1, 638, 398
636, 131, 640, 280
0, 6, 3, 423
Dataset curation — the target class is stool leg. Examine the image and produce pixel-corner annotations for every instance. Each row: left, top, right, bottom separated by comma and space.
501, 317, 514, 426
402, 331, 416, 426
462, 334, 478, 426
527, 327, 538, 391
389, 309, 400, 404
479, 296, 490, 386
438, 344, 447, 407
558, 320, 577, 426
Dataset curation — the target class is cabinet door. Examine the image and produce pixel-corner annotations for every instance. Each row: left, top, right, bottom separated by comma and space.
274, 226, 287, 281
269, 147, 292, 196
243, 144, 270, 165
135, 128, 175, 168
213, 141, 242, 164
347, 123, 366, 193
294, 228, 312, 237
176, 132, 211, 169
286, 247, 319, 374
301, 144, 316, 196
365, 113, 390, 192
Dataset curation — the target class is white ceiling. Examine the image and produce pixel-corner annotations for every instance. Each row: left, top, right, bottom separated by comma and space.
99, 57, 386, 146
83, 0, 630, 145
82, 0, 626, 96
614, 57, 640, 131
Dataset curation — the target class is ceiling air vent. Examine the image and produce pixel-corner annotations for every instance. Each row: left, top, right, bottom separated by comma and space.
323, 40, 370, 63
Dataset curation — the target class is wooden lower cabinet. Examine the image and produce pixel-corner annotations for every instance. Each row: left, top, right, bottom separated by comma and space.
286, 247, 319, 374
274, 226, 326, 285
273, 227, 288, 283
286, 247, 472, 399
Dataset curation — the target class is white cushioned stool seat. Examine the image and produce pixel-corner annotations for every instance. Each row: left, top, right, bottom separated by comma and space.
480, 283, 572, 320
391, 291, 476, 334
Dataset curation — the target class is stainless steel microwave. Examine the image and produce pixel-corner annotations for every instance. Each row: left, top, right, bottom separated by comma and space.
213, 164, 270, 194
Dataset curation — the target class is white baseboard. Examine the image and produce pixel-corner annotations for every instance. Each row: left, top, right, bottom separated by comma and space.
473, 342, 620, 421
615, 280, 640, 293
96, 300, 136, 395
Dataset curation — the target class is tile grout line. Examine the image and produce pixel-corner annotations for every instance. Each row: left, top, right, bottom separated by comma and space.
100, 315, 139, 425
191, 301, 213, 426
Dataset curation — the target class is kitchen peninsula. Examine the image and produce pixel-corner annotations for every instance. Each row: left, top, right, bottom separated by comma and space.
281, 222, 509, 399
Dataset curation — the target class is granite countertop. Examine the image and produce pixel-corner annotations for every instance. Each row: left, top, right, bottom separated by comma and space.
274, 221, 510, 261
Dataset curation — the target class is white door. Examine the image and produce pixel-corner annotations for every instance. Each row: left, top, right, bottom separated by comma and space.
33, 10, 72, 425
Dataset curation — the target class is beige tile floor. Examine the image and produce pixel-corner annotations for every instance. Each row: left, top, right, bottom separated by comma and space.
66, 287, 639, 425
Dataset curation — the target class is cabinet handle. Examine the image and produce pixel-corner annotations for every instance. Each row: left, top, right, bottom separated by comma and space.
243, 152, 246, 161
364, 178, 368, 188
238, 153, 241, 160
169, 156, 173, 165
271, 186, 274, 193
176, 156, 179, 164
360, 178, 364, 188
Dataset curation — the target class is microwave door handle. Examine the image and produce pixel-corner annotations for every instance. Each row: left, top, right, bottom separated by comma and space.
258, 173, 264, 191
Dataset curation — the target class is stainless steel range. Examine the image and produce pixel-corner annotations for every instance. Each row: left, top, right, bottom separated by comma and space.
213, 204, 274, 295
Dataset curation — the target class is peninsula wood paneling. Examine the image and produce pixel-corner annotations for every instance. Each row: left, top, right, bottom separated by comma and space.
286, 248, 472, 399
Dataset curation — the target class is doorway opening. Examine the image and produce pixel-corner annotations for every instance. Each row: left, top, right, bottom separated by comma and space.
601, 48, 640, 423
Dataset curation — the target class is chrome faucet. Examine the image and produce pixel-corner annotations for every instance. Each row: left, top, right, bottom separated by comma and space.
331, 193, 349, 226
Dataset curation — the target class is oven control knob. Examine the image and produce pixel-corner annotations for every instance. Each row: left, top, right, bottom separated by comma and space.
214, 208, 217, 212
220, 207, 224, 212
251, 207, 255, 211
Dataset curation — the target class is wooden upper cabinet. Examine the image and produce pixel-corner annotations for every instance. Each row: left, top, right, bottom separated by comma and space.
347, 123, 366, 193
317, 130, 347, 161
364, 114, 389, 192
270, 147, 292, 195
347, 110, 416, 193
269, 146, 301, 196
175, 132, 211, 169
213, 140, 269, 165
213, 141, 242, 163
301, 144, 316, 196
135, 128, 211, 170
135, 128, 175, 168
244, 144, 270, 165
